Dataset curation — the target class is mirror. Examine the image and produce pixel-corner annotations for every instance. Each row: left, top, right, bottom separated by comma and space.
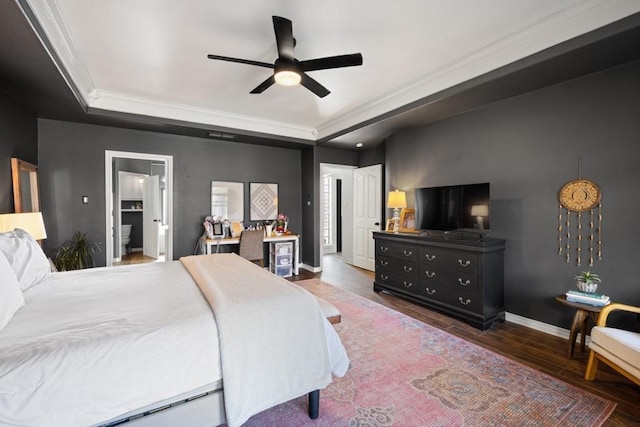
11, 158, 40, 213
211, 181, 244, 221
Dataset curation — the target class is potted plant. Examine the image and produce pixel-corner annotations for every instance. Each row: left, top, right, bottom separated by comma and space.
52, 231, 101, 271
574, 270, 602, 294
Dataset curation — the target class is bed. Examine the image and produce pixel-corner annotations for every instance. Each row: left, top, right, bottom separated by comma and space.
0, 229, 349, 427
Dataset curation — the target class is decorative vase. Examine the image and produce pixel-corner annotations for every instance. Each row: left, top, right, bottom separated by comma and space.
577, 281, 598, 294
265, 224, 273, 237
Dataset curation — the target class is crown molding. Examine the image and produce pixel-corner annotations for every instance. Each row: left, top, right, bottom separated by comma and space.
314, 0, 640, 140
91, 90, 317, 141
21, 0, 95, 104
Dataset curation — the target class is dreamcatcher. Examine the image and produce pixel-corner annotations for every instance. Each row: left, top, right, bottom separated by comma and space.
557, 160, 602, 267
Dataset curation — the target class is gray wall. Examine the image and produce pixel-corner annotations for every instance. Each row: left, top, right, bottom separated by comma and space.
0, 93, 38, 213
38, 120, 302, 265
386, 60, 640, 329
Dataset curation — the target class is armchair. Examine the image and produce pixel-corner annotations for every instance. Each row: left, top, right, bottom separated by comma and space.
585, 303, 640, 385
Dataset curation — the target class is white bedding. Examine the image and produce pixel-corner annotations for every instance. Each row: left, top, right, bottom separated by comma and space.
181, 254, 349, 427
0, 262, 221, 427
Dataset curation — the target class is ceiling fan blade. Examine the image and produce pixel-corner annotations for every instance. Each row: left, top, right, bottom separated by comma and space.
250, 75, 276, 94
207, 54, 274, 69
300, 53, 363, 72
272, 16, 294, 60
300, 73, 330, 98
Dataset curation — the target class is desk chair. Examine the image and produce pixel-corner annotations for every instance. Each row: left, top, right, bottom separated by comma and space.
239, 230, 265, 267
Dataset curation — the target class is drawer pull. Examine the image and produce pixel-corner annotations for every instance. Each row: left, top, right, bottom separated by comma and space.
425, 271, 436, 278
380, 260, 388, 267
425, 287, 436, 295
403, 281, 413, 288
380, 275, 389, 281
458, 297, 472, 305
403, 265, 413, 273
458, 259, 471, 267
457, 278, 471, 286
380, 246, 389, 253
425, 254, 436, 261
403, 250, 413, 257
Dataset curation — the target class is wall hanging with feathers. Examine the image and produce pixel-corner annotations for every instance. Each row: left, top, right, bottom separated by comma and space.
558, 159, 602, 266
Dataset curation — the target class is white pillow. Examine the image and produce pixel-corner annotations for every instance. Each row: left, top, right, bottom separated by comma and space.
0, 228, 51, 291
0, 251, 25, 332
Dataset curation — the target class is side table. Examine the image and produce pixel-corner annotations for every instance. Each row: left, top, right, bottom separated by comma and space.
555, 295, 604, 358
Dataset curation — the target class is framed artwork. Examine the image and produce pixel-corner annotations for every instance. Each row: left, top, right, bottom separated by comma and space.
211, 181, 244, 221
385, 218, 395, 232
399, 208, 418, 233
250, 182, 278, 220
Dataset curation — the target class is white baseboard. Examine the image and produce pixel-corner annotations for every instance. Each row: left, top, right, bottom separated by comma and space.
300, 263, 322, 273
506, 311, 591, 344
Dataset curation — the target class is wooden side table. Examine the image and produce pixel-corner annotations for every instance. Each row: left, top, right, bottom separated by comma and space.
555, 295, 604, 358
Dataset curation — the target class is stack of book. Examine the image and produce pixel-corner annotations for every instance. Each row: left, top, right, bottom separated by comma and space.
566, 290, 610, 306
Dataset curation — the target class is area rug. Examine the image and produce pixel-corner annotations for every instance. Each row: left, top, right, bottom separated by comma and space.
243, 279, 616, 427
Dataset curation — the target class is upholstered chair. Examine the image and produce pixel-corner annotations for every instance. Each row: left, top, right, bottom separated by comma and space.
585, 303, 640, 386
239, 230, 265, 267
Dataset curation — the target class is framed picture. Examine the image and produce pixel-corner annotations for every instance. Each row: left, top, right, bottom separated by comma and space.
250, 182, 278, 220
399, 208, 418, 233
385, 218, 395, 232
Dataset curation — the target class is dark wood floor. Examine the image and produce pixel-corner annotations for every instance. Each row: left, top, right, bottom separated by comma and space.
291, 253, 640, 426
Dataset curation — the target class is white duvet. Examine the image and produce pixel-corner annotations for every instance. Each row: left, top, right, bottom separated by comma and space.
0, 262, 221, 427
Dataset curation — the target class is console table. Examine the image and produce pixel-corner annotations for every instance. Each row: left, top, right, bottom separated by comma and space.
373, 231, 506, 330
205, 233, 300, 275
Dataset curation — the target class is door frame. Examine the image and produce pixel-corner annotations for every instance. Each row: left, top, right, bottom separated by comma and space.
318, 163, 356, 271
104, 150, 173, 266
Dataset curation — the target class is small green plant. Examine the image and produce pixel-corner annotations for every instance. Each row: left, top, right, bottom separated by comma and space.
574, 270, 602, 284
52, 231, 101, 271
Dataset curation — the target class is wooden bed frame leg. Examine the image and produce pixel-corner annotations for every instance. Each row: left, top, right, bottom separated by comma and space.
308, 389, 319, 419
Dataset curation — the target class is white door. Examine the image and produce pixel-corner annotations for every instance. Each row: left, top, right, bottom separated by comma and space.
353, 164, 382, 271
143, 175, 160, 259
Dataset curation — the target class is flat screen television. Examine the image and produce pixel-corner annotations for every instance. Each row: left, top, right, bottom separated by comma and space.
415, 183, 490, 232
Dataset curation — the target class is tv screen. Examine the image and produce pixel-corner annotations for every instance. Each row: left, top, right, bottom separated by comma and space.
415, 183, 490, 232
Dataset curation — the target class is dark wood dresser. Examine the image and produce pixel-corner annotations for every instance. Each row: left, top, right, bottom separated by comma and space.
373, 231, 506, 330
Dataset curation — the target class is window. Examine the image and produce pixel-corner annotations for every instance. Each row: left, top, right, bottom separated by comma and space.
322, 176, 332, 246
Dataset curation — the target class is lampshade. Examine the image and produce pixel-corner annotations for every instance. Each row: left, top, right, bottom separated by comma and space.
0, 212, 47, 240
387, 190, 407, 209
470, 205, 489, 217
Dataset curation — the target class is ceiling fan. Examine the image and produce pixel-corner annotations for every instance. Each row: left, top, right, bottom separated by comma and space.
207, 16, 363, 98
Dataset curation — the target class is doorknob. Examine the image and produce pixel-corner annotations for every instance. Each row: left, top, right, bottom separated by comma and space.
374, 222, 380, 226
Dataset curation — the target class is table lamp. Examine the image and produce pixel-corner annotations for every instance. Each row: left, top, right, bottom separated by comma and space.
0, 212, 48, 241
470, 205, 489, 230
387, 190, 406, 233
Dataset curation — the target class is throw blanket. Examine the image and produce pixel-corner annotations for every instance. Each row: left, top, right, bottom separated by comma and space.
180, 254, 341, 427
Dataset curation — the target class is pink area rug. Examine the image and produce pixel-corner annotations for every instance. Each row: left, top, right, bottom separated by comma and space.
243, 279, 616, 426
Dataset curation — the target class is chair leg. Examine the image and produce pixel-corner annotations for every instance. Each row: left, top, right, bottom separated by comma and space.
585, 350, 599, 381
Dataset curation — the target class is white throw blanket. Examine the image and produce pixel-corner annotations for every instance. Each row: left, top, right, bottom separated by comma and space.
180, 253, 347, 427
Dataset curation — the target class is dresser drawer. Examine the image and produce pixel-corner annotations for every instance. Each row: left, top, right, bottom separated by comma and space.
376, 256, 417, 276
420, 247, 478, 272
376, 242, 418, 262
419, 282, 482, 313
376, 271, 418, 294
420, 268, 478, 293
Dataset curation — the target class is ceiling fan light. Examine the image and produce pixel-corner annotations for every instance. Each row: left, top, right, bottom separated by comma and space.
274, 70, 301, 86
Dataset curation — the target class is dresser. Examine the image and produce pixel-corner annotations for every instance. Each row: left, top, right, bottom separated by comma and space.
373, 231, 506, 330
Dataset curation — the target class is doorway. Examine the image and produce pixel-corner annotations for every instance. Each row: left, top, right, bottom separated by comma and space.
318, 164, 356, 271
104, 151, 173, 267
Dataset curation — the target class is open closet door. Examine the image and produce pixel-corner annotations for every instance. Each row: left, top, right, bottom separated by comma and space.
353, 164, 382, 271
143, 175, 160, 259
